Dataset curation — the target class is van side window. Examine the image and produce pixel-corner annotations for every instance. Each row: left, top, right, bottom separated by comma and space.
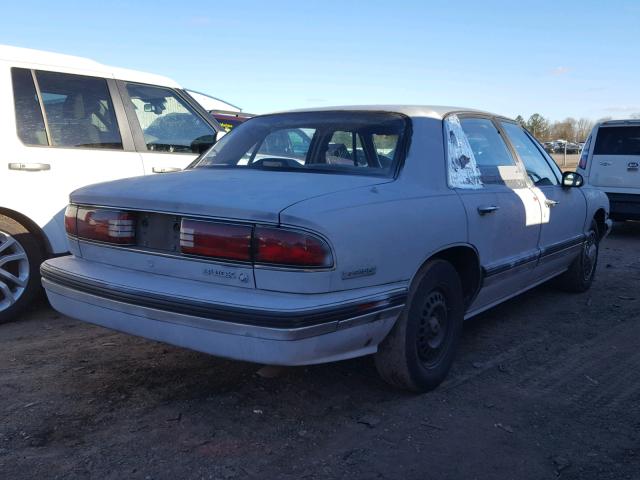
11, 68, 48, 146
35, 71, 123, 149
124, 83, 215, 154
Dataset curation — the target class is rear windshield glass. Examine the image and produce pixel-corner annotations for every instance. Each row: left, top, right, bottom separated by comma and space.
194, 111, 409, 177
212, 115, 245, 132
594, 126, 640, 155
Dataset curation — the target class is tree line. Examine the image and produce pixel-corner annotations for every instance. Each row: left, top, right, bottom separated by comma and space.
514, 113, 640, 142
514, 114, 596, 143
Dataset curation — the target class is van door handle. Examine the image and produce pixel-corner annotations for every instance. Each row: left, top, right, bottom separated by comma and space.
8, 162, 51, 172
477, 205, 499, 215
545, 199, 560, 207
152, 167, 181, 174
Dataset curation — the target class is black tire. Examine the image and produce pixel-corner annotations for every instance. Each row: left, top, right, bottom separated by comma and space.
0, 216, 43, 324
375, 259, 464, 392
555, 220, 599, 293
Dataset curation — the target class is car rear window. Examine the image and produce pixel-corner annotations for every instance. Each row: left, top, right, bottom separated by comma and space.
194, 111, 409, 177
212, 115, 245, 132
593, 126, 640, 155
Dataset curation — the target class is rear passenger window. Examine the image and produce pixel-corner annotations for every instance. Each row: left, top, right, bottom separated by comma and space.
125, 83, 215, 154
11, 68, 48, 146
593, 127, 640, 155
459, 118, 524, 187
35, 71, 123, 149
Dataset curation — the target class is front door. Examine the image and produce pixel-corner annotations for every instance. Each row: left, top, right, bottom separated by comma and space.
499, 121, 587, 279
445, 115, 542, 314
118, 82, 217, 175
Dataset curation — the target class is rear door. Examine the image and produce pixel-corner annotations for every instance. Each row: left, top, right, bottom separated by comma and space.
6, 67, 143, 252
589, 125, 640, 190
499, 121, 587, 278
117, 81, 218, 174
446, 115, 542, 313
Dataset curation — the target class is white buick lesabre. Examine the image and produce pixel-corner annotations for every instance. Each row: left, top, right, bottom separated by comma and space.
41, 106, 611, 391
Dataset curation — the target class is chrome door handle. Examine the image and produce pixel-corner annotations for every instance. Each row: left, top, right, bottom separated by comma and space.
477, 205, 499, 215
152, 167, 181, 174
545, 199, 560, 207
8, 162, 51, 172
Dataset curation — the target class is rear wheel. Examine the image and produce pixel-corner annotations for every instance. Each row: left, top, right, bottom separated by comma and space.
555, 220, 599, 293
0, 216, 43, 323
375, 259, 464, 392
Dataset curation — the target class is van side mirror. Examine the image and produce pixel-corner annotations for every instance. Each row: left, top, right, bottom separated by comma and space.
562, 171, 584, 188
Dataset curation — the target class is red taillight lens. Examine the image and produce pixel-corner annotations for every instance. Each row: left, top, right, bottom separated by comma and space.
578, 152, 588, 169
254, 227, 333, 268
180, 219, 252, 261
75, 207, 137, 245
64, 204, 78, 236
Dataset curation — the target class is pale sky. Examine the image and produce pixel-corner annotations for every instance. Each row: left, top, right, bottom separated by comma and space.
2, 0, 638, 121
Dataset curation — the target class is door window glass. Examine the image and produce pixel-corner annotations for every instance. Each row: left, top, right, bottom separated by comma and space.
500, 122, 559, 186
125, 83, 215, 154
11, 68, 48, 146
36, 71, 123, 149
459, 118, 523, 187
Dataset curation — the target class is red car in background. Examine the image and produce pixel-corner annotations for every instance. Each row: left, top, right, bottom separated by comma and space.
210, 110, 254, 132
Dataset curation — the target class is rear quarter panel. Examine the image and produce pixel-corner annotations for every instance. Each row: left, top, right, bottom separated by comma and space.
269, 117, 469, 293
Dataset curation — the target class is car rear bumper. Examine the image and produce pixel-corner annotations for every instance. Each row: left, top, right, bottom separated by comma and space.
41, 257, 406, 366
606, 193, 640, 221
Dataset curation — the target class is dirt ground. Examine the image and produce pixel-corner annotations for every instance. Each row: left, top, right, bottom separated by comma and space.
1, 223, 639, 480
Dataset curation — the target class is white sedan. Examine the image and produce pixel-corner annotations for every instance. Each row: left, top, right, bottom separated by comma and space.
41, 106, 611, 391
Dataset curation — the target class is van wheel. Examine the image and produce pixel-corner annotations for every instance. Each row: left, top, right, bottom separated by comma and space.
555, 221, 599, 293
0, 216, 43, 323
375, 259, 464, 392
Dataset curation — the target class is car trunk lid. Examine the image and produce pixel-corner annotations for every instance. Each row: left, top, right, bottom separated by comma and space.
71, 168, 390, 223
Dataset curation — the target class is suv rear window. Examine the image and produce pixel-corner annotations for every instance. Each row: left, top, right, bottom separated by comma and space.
593, 126, 640, 155
195, 111, 409, 177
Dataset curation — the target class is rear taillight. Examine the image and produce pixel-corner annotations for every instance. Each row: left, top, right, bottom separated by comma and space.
179, 220, 333, 268
578, 151, 588, 169
180, 219, 252, 261
64, 204, 78, 236
72, 206, 137, 245
254, 227, 333, 268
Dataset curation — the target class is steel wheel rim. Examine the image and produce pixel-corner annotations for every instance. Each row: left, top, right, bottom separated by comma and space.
0, 230, 29, 311
416, 290, 450, 367
582, 232, 597, 282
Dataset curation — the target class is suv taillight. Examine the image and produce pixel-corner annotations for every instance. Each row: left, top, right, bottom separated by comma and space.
578, 151, 589, 169
179, 220, 333, 268
254, 227, 333, 268
66, 205, 137, 245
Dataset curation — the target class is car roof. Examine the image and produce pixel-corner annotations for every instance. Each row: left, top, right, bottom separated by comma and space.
276, 105, 510, 121
0, 44, 181, 88
597, 119, 640, 127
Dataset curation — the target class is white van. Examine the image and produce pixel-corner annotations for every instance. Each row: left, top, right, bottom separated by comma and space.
0, 45, 222, 322
578, 120, 640, 221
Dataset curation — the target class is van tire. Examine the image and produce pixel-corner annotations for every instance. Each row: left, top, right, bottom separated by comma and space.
375, 259, 464, 392
0, 215, 43, 323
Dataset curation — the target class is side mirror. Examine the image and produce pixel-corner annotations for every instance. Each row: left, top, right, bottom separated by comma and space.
562, 171, 584, 188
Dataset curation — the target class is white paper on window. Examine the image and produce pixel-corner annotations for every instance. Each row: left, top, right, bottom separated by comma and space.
445, 115, 483, 189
